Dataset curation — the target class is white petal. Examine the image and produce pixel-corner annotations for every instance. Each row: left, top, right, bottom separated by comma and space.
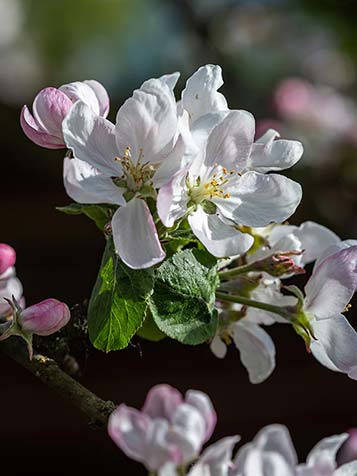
204, 110, 255, 172
169, 403, 206, 463
210, 334, 228, 359
0, 276, 23, 316
157, 168, 188, 228
188, 208, 254, 258
189, 436, 240, 476
62, 101, 119, 177
253, 424, 298, 467
63, 157, 125, 205
159, 463, 178, 476
231, 321, 276, 384
304, 246, 357, 319
305, 433, 348, 472
335, 461, 357, 476
59, 81, 100, 115
112, 199, 165, 269
243, 448, 296, 476
182, 64, 228, 124
153, 136, 186, 188
311, 314, 357, 378
219, 171, 302, 227
144, 418, 182, 470
185, 390, 217, 442
141, 72, 180, 92
115, 79, 177, 165
293, 221, 340, 265
84, 80, 110, 117
142, 384, 183, 421
315, 239, 357, 268
250, 129, 303, 173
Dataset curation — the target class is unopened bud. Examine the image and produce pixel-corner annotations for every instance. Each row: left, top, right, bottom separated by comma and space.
0, 244, 16, 275
257, 250, 305, 277
19, 298, 70, 336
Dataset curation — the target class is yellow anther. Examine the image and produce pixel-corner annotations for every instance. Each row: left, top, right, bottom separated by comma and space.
222, 167, 228, 174
344, 303, 352, 312
224, 193, 231, 198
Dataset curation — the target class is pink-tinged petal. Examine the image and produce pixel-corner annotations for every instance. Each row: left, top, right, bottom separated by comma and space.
19, 298, 70, 336
188, 208, 254, 258
250, 129, 303, 173
168, 404, 207, 464
153, 135, 186, 188
189, 436, 240, 476
185, 390, 217, 442
157, 168, 188, 228
115, 78, 178, 165
315, 239, 357, 268
304, 246, 357, 319
112, 199, 165, 269
231, 321, 276, 384
182, 64, 228, 124
62, 101, 120, 177
219, 171, 302, 227
293, 221, 340, 265
204, 110, 255, 172
305, 433, 348, 472
310, 314, 357, 378
63, 157, 125, 206
242, 448, 296, 476
0, 244, 16, 274
108, 404, 151, 465
142, 384, 183, 421
84, 80, 110, 117
20, 105, 65, 149
32, 87, 72, 135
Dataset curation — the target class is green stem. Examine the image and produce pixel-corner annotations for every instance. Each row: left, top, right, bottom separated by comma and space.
219, 262, 256, 280
216, 292, 290, 319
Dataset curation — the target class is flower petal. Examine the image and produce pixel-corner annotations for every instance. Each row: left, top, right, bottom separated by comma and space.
204, 110, 255, 172
142, 384, 183, 421
231, 321, 276, 384
250, 129, 303, 172
157, 168, 188, 228
20, 105, 66, 148
153, 135, 186, 188
59, 81, 100, 115
188, 208, 254, 258
210, 334, 228, 359
32, 87, 72, 135
0, 276, 23, 316
63, 157, 125, 206
335, 462, 357, 476
242, 448, 296, 476
145, 418, 182, 470
115, 79, 177, 165
310, 314, 357, 378
305, 433, 348, 472
304, 246, 357, 319
293, 221, 340, 265
189, 436, 240, 476
219, 171, 302, 227
182, 64, 228, 124
315, 239, 357, 268
108, 404, 151, 464
63, 101, 119, 176
185, 390, 217, 442
112, 199, 165, 269
84, 79, 110, 117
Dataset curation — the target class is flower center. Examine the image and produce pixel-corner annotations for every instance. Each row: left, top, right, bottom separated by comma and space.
188, 166, 235, 205
114, 146, 155, 193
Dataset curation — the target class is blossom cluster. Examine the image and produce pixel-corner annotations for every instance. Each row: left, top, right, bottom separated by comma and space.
108, 384, 357, 476
0, 243, 70, 358
19, 65, 357, 383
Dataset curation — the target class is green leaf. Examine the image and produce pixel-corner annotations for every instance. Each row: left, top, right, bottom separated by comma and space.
136, 311, 166, 342
88, 238, 154, 351
149, 249, 219, 345
57, 203, 116, 230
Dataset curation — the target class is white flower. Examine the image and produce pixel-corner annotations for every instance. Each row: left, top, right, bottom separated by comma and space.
108, 384, 217, 472
62, 74, 184, 269
297, 433, 357, 476
158, 110, 303, 258
297, 243, 357, 379
233, 424, 298, 476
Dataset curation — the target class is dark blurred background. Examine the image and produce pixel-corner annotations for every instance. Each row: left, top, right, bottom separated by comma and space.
1, 0, 356, 474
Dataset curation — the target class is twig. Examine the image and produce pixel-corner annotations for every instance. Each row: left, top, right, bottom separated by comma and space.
1, 337, 116, 429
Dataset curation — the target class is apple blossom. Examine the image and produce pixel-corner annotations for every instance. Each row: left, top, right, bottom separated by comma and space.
108, 384, 216, 471
62, 74, 185, 269
0, 243, 16, 274
20, 80, 109, 149
158, 110, 303, 258
0, 243, 23, 318
0, 297, 70, 359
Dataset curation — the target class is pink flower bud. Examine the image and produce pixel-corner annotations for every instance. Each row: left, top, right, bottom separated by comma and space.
18, 298, 70, 336
20, 80, 109, 149
0, 243, 16, 275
